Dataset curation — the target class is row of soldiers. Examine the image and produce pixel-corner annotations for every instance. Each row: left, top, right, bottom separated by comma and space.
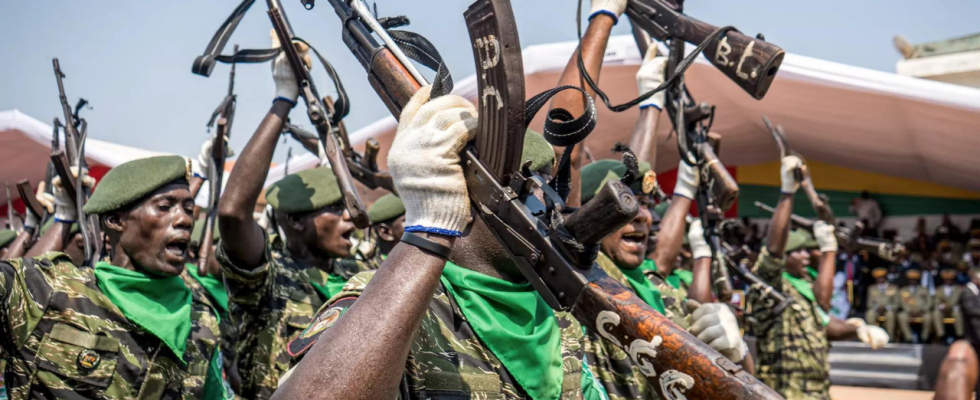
866, 264, 969, 344
0, 2, 911, 400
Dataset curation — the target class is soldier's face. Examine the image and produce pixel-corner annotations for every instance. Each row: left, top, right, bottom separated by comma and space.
115, 182, 194, 276
785, 248, 810, 276
600, 200, 652, 270
308, 205, 356, 259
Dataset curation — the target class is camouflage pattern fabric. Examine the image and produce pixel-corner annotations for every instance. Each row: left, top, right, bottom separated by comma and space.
596, 254, 690, 329
289, 271, 591, 399
216, 236, 370, 400
0, 252, 222, 399
181, 269, 240, 397
748, 248, 830, 400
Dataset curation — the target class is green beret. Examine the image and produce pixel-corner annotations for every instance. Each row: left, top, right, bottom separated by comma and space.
0, 229, 16, 247
191, 220, 221, 244
368, 193, 405, 224
39, 218, 79, 236
84, 156, 190, 215
522, 130, 555, 174
580, 159, 652, 203
797, 229, 818, 249
784, 229, 809, 253
266, 167, 342, 214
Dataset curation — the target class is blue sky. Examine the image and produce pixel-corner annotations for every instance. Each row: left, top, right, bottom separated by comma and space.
2, 1, 978, 164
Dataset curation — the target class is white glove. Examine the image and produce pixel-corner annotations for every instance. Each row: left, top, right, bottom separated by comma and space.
388, 86, 477, 236
689, 303, 747, 363
688, 219, 712, 260
846, 318, 889, 350
24, 209, 40, 231
780, 155, 803, 194
39, 168, 95, 223
636, 47, 667, 110
270, 29, 312, 103
813, 220, 838, 253
673, 160, 699, 200
192, 135, 236, 180
589, 0, 627, 22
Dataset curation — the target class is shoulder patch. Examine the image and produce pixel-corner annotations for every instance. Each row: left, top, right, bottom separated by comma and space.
287, 296, 357, 358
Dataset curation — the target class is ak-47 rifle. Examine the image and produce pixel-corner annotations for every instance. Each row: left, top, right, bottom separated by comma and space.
753, 201, 905, 262
720, 241, 795, 318
15, 181, 42, 233
314, 0, 782, 398
762, 116, 834, 222
52, 58, 102, 266
198, 50, 238, 276
4, 183, 19, 231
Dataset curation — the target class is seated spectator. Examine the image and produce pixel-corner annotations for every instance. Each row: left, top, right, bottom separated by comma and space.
964, 239, 980, 269
850, 190, 883, 235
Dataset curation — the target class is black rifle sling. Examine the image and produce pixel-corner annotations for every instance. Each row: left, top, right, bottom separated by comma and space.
371, 16, 453, 97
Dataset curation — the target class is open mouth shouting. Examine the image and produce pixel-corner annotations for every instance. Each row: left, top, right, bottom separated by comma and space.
620, 230, 649, 253
164, 236, 190, 263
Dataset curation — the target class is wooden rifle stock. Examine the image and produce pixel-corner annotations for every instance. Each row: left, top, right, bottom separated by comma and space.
626, 0, 784, 100
16, 180, 42, 222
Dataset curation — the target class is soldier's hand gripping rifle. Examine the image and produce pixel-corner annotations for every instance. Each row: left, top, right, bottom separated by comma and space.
753, 201, 905, 262
52, 59, 102, 267
191, 0, 372, 228
312, 0, 782, 398
763, 116, 834, 223
197, 53, 238, 276
720, 241, 795, 318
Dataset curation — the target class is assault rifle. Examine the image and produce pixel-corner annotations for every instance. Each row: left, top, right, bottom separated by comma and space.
753, 201, 905, 262
720, 241, 795, 318
191, 0, 374, 228
763, 116, 834, 223
313, 0, 782, 398
52, 59, 102, 266
4, 183, 19, 231
197, 51, 238, 276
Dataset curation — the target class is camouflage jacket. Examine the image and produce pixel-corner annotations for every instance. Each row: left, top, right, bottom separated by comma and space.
0, 252, 221, 400
216, 238, 369, 400
596, 254, 690, 329
748, 248, 830, 400
288, 271, 592, 399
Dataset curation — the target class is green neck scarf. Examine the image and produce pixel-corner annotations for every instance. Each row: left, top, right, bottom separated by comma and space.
619, 266, 667, 314
94, 262, 193, 362
309, 272, 348, 301
440, 261, 563, 400
186, 265, 228, 314
667, 269, 693, 290
806, 266, 819, 279
782, 272, 830, 326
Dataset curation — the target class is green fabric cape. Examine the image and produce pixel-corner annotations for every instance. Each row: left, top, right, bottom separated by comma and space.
620, 266, 666, 314
309, 273, 348, 300
201, 345, 228, 399
94, 262, 193, 362
667, 269, 693, 290
440, 261, 563, 400
186, 265, 229, 314
782, 272, 830, 326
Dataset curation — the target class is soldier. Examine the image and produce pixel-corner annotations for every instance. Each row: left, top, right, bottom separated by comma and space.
275, 85, 610, 399
749, 154, 889, 400
0, 229, 16, 259
965, 238, 980, 269
214, 36, 368, 399
864, 266, 898, 339
364, 193, 405, 266
897, 267, 933, 343
0, 155, 226, 398
934, 265, 965, 342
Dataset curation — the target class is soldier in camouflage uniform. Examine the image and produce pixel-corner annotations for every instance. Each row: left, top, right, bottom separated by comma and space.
214, 39, 369, 399
365, 193, 406, 269
274, 86, 612, 400
897, 267, 933, 343
749, 154, 890, 400
0, 155, 227, 399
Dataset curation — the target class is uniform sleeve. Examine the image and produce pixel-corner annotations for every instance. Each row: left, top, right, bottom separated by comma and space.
284, 294, 359, 363
215, 234, 277, 308
752, 247, 785, 286
0, 261, 15, 304
0, 258, 54, 351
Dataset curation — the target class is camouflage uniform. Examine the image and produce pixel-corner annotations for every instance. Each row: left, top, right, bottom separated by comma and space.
0, 252, 222, 399
748, 248, 830, 400
216, 236, 369, 399
288, 271, 592, 399
598, 254, 690, 329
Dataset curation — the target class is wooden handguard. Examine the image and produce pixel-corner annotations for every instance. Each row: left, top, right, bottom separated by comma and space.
368, 48, 423, 117
16, 180, 43, 220
701, 145, 738, 213
565, 180, 639, 245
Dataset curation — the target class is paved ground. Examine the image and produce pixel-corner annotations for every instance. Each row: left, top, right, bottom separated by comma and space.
830, 386, 935, 400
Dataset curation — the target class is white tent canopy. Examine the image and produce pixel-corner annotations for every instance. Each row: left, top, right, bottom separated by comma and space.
0, 109, 167, 209
266, 35, 980, 193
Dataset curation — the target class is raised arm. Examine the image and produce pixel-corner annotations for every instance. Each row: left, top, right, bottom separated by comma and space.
547, 1, 622, 207
218, 38, 303, 268
766, 156, 803, 258
25, 173, 93, 258
812, 221, 838, 311
274, 87, 475, 400
685, 220, 713, 304
654, 160, 697, 277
